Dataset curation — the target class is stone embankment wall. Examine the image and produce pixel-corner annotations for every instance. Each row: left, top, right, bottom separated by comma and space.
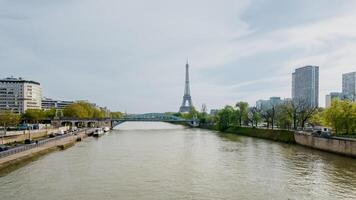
224, 126, 296, 143
294, 133, 356, 158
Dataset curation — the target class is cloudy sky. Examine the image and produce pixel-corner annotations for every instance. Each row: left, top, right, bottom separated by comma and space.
1, 0, 356, 113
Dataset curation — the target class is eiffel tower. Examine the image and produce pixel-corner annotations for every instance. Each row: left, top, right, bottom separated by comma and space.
179, 60, 193, 113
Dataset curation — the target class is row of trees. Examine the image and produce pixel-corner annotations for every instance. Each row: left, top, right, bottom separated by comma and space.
0, 111, 21, 130
62, 102, 124, 120
214, 100, 320, 131
172, 106, 216, 126
0, 102, 124, 130
213, 99, 356, 135
0, 109, 58, 128
63, 101, 106, 119
22, 109, 56, 123
110, 112, 124, 119
258, 99, 318, 130
315, 100, 356, 135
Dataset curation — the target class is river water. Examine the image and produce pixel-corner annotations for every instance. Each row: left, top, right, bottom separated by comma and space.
0, 122, 355, 200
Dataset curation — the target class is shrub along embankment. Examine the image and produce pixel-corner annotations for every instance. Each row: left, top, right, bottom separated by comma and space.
202, 125, 296, 144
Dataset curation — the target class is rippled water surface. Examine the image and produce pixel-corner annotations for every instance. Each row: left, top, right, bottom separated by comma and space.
0, 122, 355, 200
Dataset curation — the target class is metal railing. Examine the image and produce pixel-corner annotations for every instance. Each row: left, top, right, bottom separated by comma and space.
0, 129, 90, 159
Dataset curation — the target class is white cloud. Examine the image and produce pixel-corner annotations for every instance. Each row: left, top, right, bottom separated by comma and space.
0, 0, 355, 111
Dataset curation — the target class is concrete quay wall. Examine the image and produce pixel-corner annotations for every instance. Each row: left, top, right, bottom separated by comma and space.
0, 130, 91, 176
294, 133, 356, 158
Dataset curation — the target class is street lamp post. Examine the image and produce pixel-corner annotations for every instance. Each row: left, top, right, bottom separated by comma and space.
2, 122, 5, 145
28, 126, 32, 141
3, 104, 11, 144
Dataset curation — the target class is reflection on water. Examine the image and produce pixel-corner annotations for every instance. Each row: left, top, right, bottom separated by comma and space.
0, 122, 355, 200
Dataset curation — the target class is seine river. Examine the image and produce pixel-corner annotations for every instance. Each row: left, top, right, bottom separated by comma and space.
0, 122, 355, 200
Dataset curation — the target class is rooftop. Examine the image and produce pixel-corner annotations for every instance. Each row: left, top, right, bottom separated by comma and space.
0, 77, 40, 85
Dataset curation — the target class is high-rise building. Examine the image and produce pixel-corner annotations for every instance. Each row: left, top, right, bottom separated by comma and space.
179, 60, 193, 113
0, 77, 42, 113
292, 66, 319, 107
342, 71, 356, 101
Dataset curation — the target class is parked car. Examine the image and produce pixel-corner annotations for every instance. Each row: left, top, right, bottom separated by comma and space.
32, 124, 39, 130
312, 130, 332, 138
18, 124, 29, 130
0, 144, 9, 151
48, 133, 56, 138
320, 131, 332, 138
56, 130, 65, 136
24, 139, 33, 144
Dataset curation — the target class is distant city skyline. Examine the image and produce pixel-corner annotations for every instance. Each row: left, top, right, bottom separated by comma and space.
1, 0, 356, 112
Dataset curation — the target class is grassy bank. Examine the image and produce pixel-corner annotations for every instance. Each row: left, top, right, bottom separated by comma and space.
203, 125, 296, 144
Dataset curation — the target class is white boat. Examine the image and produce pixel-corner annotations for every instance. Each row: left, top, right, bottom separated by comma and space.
93, 128, 104, 137
103, 127, 110, 132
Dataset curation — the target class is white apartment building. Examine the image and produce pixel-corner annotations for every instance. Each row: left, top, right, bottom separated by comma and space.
0, 77, 42, 113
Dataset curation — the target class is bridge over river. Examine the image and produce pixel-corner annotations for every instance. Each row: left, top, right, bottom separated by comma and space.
51, 113, 199, 128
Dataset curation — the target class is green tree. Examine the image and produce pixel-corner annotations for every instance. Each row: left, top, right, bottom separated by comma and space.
279, 99, 317, 130
298, 104, 318, 129
188, 106, 199, 119
22, 109, 46, 123
77, 102, 95, 117
63, 101, 105, 119
0, 110, 21, 131
251, 107, 261, 127
205, 115, 217, 125
63, 103, 89, 118
93, 108, 105, 118
309, 108, 324, 127
217, 105, 235, 131
179, 107, 198, 119
257, 106, 275, 129
267, 106, 276, 129
281, 102, 298, 130
323, 100, 356, 135
197, 104, 207, 124
43, 109, 56, 119
323, 100, 344, 134
110, 112, 124, 119
275, 104, 292, 130
235, 102, 249, 126
340, 100, 356, 134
